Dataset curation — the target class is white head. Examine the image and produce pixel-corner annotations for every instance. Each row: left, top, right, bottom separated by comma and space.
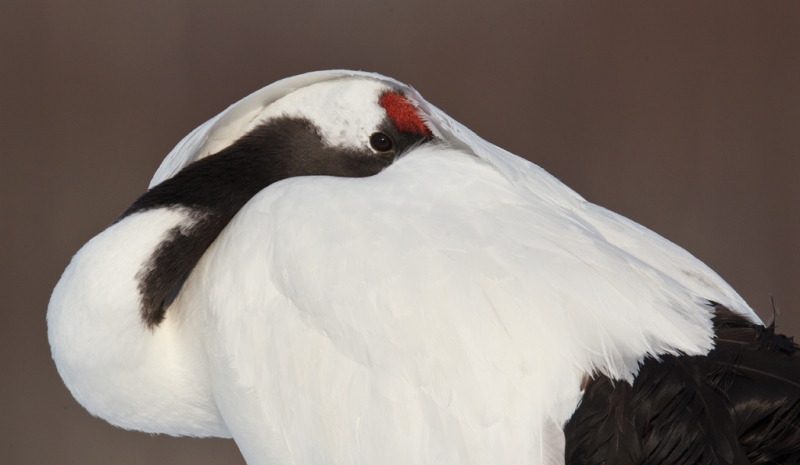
244, 77, 432, 149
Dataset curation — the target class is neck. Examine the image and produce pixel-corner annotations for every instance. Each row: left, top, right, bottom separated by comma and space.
47, 207, 230, 435
47, 115, 393, 435
46, 124, 288, 435
119, 149, 282, 327
116, 115, 390, 327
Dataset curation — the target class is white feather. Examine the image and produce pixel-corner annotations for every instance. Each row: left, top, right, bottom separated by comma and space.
48, 208, 229, 436
190, 143, 752, 464
49, 70, 760, 464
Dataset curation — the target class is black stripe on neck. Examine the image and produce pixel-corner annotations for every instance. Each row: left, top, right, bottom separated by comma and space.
121, 116, 398, 328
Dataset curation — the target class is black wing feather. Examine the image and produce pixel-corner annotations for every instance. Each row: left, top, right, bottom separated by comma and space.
565, 304, 800, 465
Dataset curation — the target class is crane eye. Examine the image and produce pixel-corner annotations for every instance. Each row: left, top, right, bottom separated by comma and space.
369, 132, 394, 152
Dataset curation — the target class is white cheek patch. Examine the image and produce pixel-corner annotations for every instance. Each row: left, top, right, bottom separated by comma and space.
243, 78, 391, 149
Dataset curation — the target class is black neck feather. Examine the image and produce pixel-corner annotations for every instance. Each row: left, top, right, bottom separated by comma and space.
118, 116, 395, 328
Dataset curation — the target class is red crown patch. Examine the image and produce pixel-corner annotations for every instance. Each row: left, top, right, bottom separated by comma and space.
379, 92, 433, 138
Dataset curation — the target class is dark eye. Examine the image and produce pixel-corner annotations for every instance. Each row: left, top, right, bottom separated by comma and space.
369, 132, 394, 152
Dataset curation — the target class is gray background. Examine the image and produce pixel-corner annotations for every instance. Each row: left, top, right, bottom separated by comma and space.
2, 1, 799, 463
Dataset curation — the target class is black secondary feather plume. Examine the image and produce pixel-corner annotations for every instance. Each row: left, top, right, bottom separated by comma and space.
565, 303, 800, 465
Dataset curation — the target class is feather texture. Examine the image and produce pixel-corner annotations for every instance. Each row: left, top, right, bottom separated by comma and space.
47, 71, 772, 464
190, 144, 748, 464
565, 304, 800, 465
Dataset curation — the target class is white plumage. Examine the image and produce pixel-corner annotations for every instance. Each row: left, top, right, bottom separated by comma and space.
48, 70, 760, 465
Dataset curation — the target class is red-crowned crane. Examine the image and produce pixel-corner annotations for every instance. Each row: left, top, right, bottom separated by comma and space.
48, 71, 800, 465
